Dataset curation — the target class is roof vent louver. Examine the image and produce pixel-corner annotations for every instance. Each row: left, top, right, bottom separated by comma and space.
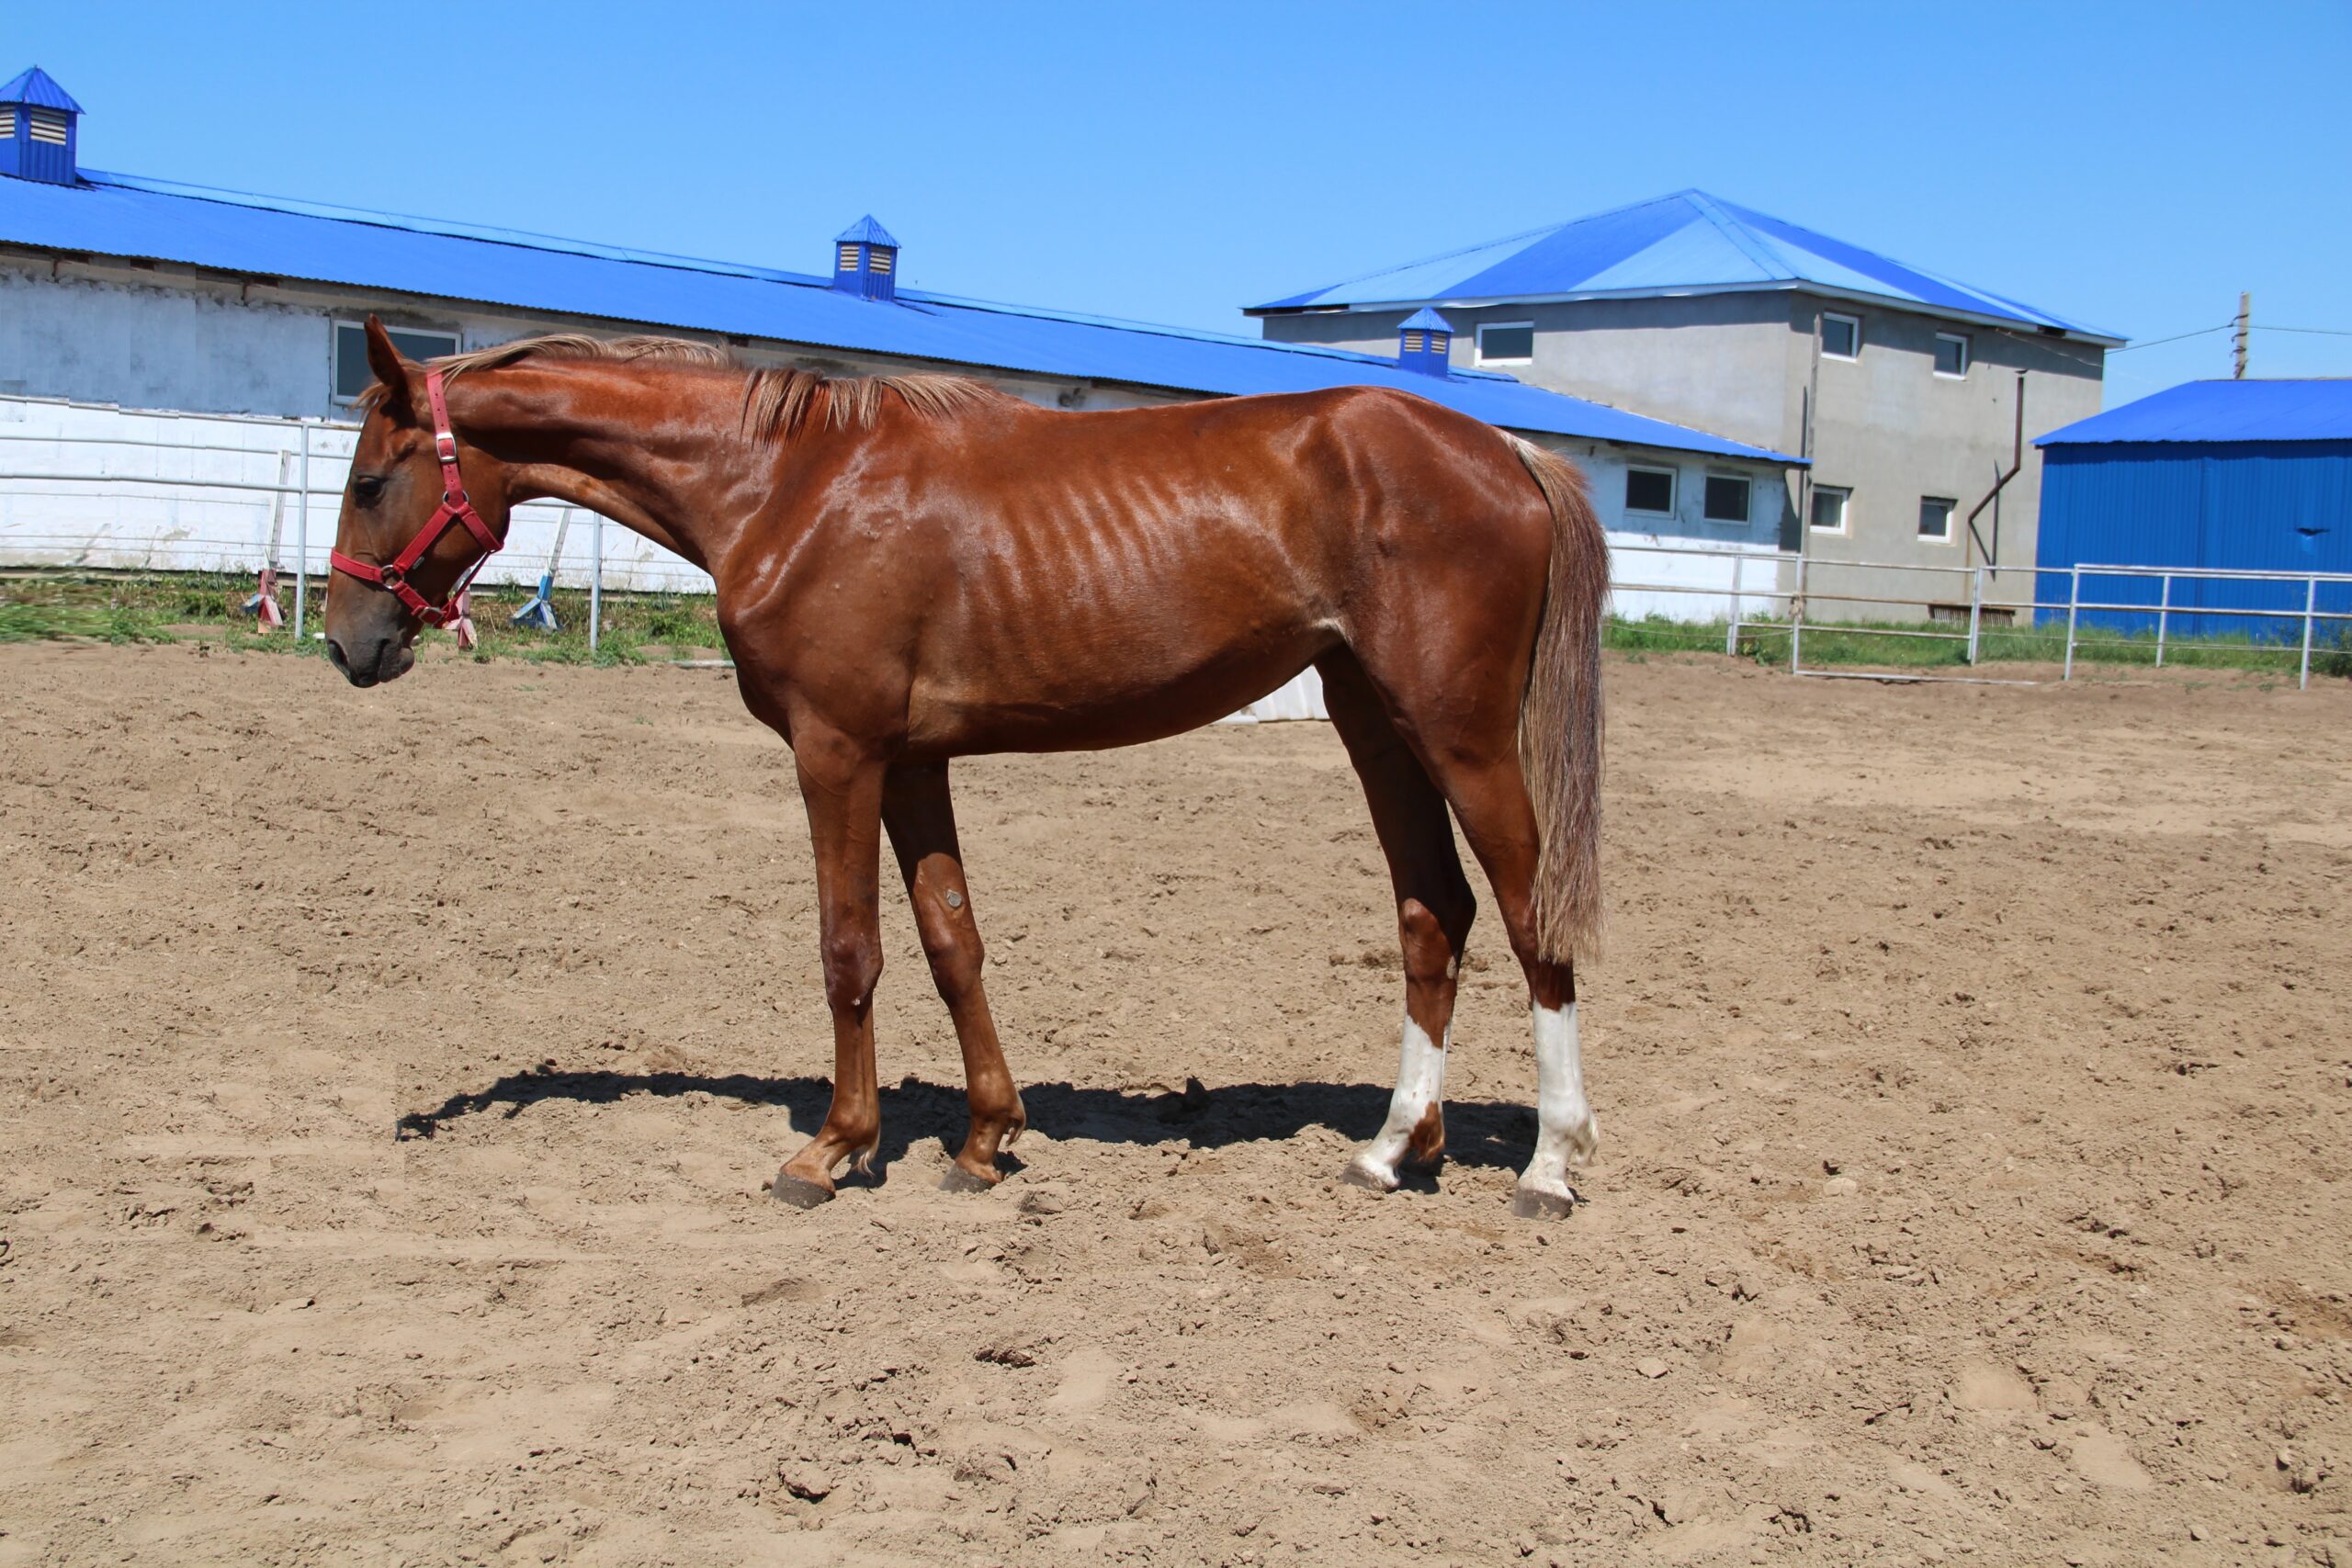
1396, 308, 1454, 378
831, 214, 900, 302
0, 66, 81, 186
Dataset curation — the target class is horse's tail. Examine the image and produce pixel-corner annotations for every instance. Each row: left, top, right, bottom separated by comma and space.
1502, 433, 1609, 966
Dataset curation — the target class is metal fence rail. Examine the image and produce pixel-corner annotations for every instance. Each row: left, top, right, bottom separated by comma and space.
2060, 562, 2352, 690
0, 394, 716, 647
5, 393, 2347, 687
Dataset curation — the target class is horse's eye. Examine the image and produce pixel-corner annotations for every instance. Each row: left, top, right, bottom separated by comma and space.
352, 475, 387, 505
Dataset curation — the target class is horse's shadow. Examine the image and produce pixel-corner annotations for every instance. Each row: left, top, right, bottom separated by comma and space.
395, 1067, 1543, 1177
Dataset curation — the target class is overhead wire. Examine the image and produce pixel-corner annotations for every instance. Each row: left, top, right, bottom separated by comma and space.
2106, 323, 2232, 354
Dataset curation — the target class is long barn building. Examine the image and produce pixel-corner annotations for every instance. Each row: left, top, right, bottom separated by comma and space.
0, 64, 1802, 641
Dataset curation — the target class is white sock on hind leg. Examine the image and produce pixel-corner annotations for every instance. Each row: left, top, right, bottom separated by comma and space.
1521, 1001, 1595, 1198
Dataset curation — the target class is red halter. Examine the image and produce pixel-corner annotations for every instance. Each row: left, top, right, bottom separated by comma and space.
329, 368, 502, 626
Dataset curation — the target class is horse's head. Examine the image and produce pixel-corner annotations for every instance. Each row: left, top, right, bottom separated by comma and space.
323, 317, 514, 687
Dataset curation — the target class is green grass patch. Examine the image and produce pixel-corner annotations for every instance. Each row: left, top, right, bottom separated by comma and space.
6, 571, 2341, 681
1604, 611, 2349, 676
0, 570, 725, 666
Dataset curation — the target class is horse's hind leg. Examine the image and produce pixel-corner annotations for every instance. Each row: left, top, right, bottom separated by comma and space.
882, 761, 1026, 1190
1321, 653, 1477, 1193
1417, 744, 1596, 1219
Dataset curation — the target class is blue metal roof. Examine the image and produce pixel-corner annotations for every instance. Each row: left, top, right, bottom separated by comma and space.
0, 66, 80, 113
1250, 188, 2121, 344
1398, 306, 1453, 332
0, 166, 1800, 464
2036, 379, 2352, 446
834, 214, 899, 248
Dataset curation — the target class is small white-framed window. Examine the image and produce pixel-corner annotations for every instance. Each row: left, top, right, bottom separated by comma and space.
1820, 311, 1860, 360
1809, 484, 1850, 536
1476, 321, 1535, 366
1623, 466, 1676, 516
1918, 496, 1957, 543
1934, 333, 1969, 378
333, 321, 459, 402
1703, 474, 1752, 524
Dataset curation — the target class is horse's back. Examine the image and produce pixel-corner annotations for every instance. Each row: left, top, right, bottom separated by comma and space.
749, 386, 1558, 755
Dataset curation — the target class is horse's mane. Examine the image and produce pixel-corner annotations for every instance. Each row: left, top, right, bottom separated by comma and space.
356, 331, 1002, 439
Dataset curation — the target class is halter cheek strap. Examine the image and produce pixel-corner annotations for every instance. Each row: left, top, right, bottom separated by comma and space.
329, 368, 503, 626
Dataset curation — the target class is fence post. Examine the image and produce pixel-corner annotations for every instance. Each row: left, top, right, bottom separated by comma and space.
1791, 553, 1807, 672
1725, 551, 1744, 658
2154, 573, 2171, 668
2064, 564, 2081, 682
2301, 574, 2318, 691
292, 423, 311, 640
1967, 565, 1984, 666
589, 507, 604, 656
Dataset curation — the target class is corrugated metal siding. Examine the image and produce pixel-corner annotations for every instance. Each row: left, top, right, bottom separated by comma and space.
2036, 440, 2352, 638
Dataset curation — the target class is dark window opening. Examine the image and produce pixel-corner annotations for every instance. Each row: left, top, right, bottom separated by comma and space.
1809, 486, 1849, 534
1477, 322, 1535, 363
1703, 475, 1752, 523
1821, 312, 1860, 359
1624, 468, 1675, 514
334, 323, 460, 401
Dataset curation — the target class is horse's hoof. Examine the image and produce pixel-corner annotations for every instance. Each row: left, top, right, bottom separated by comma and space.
770, 1171, 836, 1210
1510, 1183, 1580, 1221
1340, 1157, 1397, 1194
938, 1165, 998, 1195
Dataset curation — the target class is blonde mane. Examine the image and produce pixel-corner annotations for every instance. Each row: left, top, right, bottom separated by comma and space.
358, 331, 1002, 438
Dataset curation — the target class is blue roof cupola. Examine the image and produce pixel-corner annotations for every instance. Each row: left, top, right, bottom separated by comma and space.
1396, 308, 1454, 377
832, 215, 899, 302
0, 66, 82, 186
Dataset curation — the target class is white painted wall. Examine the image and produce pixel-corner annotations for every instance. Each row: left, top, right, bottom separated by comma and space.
0, 393, 710, 592
1606, 532, 1790, 623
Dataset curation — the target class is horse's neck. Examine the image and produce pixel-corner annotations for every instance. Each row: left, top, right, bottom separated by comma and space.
460, 366, 766, 573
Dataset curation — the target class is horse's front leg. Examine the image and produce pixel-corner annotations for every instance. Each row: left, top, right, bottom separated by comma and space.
772, 732, 889, 1209
882, 761, 1026, 1191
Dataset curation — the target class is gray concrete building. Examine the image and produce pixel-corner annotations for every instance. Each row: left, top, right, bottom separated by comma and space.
1251, 190, 2120, 621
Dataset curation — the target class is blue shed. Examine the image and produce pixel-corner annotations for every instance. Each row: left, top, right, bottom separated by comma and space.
2034, 380, 2352, 639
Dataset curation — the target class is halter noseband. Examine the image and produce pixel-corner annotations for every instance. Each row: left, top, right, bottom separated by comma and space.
329, 368, 502, 626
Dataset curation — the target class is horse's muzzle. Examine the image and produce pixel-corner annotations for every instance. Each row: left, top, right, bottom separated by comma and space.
325, 633, 415, 688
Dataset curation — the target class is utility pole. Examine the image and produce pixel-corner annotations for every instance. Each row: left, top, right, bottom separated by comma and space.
2233, 291, 2249, 378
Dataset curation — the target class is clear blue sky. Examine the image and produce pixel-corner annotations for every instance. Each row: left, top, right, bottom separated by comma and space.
13, 1, 2348, 407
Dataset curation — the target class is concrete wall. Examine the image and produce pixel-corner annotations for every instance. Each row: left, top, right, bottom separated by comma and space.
1263, 292, 1797, 454
1262, 288, 2107, 621
0, 253, 1179, 422
1791, 295, 2103, 620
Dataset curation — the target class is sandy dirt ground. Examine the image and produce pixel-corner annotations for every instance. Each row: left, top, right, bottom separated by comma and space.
2, 640, 2350, 1567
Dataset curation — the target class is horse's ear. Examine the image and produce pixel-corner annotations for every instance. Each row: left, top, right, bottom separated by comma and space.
363, 315, 420, 423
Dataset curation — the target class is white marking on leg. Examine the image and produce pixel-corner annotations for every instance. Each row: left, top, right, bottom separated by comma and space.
1519, 1002, 1597, 1203
1346, 1016, 1447, 1191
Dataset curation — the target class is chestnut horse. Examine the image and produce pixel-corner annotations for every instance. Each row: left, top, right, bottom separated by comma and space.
323, 316, 1606, 1218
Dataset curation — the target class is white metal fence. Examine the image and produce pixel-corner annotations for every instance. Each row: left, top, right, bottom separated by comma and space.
6, 392, 2348, 690
1613, 547, 2352, 690
0, 393, 714, 645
